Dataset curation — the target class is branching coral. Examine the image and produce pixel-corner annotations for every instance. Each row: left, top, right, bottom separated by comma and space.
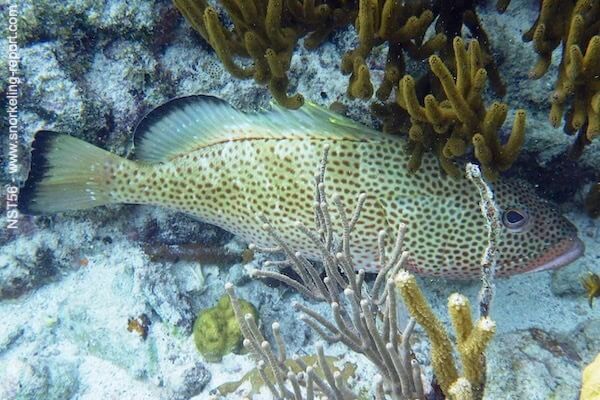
394, 163, 499, 399
341, 0, 506, 101
500, 0, 599, 151
227, 284, 360, 399
245, 146, 425, 399
394, 273, 495, 399
430, 0, 505, 96
176, 0, 506, 110
341, 0, 445, 101
449, 378, 475, 400
173, 1, 526, 179
216, 349, 357, 396
540, 4, 600, 146
395, 37, 526, 180
173, 0, 356, 108
223, 148, 498, 399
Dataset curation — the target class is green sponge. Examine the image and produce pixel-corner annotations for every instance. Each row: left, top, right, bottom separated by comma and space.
193, 294, 258, 362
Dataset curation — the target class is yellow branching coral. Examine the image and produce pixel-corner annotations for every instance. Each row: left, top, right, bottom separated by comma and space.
522, 0, 580, 79
395, 271, 496, 400
433, 0, 505, 96
394, 270, 458, 392
342, 0, 507, 101
582, 272, 600, 308
173, 0, 357, 109
396, 37, 526, 180
341, 0, 445, 100
448, 294, 495, 397
551, 35, 600, 142
285, 0, 356, 49
394, 163, 499, 399
519, 0, 600, 150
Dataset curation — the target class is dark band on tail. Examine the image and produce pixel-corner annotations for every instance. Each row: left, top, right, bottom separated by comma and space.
18, 131, 60, 215
18, 130, 122, 215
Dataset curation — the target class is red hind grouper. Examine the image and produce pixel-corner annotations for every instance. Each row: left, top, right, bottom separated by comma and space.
19, 95, 584, 279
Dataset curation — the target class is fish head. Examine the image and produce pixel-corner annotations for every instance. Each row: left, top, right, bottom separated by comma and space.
493, 179, 584, 276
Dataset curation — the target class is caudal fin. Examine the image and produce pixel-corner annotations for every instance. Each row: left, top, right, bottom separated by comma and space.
19, 131, 124, 215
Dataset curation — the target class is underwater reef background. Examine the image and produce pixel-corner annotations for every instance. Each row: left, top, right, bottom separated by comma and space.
0, 0, 599, 399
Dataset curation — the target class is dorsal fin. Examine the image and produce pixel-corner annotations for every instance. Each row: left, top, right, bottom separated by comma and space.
133, 95, 382, 163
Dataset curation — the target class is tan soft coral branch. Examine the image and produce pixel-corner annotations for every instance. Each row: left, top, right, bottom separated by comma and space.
518, 0, 600, 150
173, 0, 357, 109
396, 37, 526, 180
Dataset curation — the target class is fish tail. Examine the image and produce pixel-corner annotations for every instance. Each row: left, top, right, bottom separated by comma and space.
19, 131, 127, 215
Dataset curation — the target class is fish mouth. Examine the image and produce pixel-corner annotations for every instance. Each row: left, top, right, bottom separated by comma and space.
527, 237, 585, 273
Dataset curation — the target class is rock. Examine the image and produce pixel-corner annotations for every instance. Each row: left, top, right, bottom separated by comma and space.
485, 329, 582, 399
0, 357, 79, 400
16, 0, 157, 43
20, 42, 106, 136
0, 324, 23, 353
0, 233, 58, 299
84, 39, 164, 142
152, 324, 211, 400
0, 360, 50, 399
161, 361, 211, 400
551, 261, 586, 297
573, 318, 600, 358
134, 261, 194, 334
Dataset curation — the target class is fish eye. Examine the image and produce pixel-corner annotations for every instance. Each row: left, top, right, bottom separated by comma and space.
502, 208, 529, 231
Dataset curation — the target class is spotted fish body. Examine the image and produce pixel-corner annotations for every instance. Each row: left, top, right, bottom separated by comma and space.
20, 96, 584, 279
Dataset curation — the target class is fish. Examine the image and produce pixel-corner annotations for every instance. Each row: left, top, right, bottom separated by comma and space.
19, 95, 584, 279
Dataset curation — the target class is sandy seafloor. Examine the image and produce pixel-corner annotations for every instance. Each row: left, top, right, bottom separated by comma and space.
0, 0, 599, 399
